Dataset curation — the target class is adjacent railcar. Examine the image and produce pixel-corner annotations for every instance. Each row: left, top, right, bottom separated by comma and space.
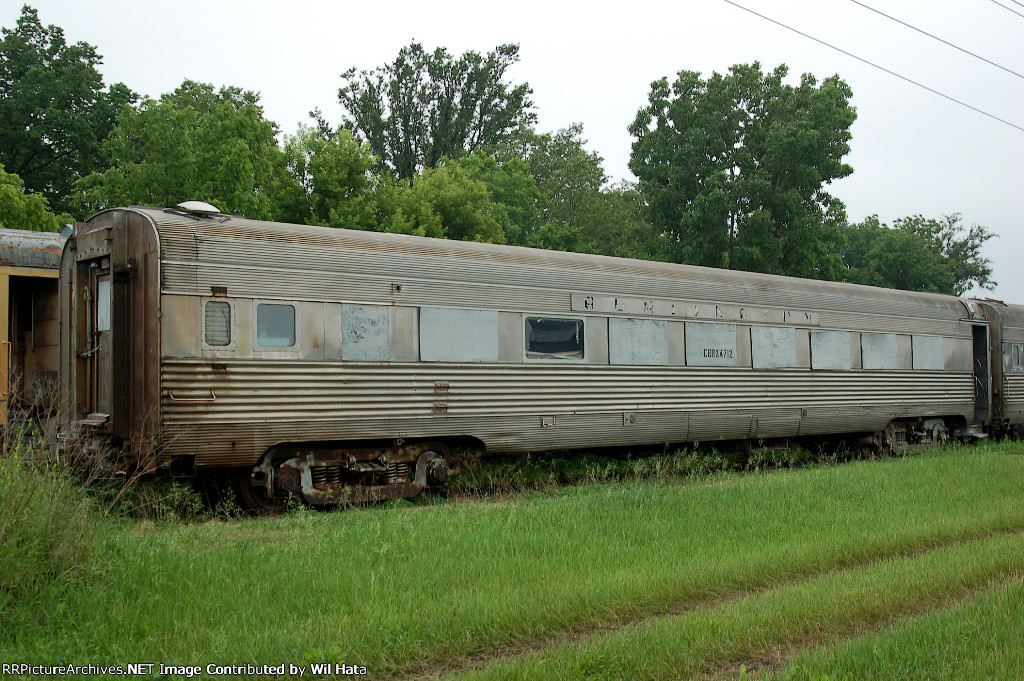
997, 303, 1024, 428
0, 228, 66, 428
58, 205, 1019, 509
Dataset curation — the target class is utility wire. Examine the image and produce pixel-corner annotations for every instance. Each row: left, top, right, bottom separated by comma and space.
988, 0, 1024, 19
850, 0, 1024, 81
722, 0, 1024, 134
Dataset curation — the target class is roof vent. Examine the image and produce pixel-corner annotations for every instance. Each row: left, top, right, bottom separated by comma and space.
176, 201, 222, 215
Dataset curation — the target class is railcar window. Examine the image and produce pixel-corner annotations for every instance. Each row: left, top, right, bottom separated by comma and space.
684, 322, 738, 367
204, 301, 231, 346
420, 308, 500, 363
810, 330, 851, 370
609, 318, 668, 365
525, 318, 584, 359
342, 304, 390, 361
256, 303, 295, 348
751, 326, 797, 369
861, 333, 899, 370
96, 279, 111, 332
912, 335, 945, 371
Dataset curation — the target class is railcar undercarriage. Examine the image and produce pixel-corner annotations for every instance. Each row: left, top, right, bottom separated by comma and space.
236, 441, 452, 512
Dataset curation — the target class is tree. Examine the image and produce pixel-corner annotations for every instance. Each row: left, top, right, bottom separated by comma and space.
629, 63, 855, 279
0, 163, 63, 231
843, 214, 995, 295
338, 42, 535, 182
579, 181, 667, 261
0, 5, 135, 216
383, 161, 505, 243
280, 125, 380, 228
454, 150, 538, 247
524, 124, 606, 250
77, 80, 290, 220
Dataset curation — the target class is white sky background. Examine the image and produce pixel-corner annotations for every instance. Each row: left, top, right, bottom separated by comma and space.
6, 0, 1022, 299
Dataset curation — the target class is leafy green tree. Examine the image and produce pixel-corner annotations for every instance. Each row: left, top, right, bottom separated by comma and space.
629, 63, 855, 279
77, 80, 290, 220
338, 42, 535, 182
0, 163, 63, 231
843, 214, 994, 295
0, 5, 135, 216
453, 150, 538, 246
384, 161, 504, 243
280, 125, 380, 228
580, 181, 667, 261
523, 124, 606, 251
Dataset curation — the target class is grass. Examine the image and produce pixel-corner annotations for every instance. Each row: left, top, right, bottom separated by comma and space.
766, 575, 1024, 681
451, 531, 1024, 680
0, 427, 101, 620
2, 440, 1024, 679
448, 443, 818, 495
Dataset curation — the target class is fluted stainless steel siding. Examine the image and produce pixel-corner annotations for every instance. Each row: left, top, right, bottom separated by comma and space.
1006, 374, 1024, 423
161, 358, 974, 466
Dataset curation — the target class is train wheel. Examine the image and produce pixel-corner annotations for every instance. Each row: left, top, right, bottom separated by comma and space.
232, 469, 288, 515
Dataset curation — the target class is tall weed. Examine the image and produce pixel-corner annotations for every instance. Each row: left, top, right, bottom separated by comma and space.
0, 427, 99, 617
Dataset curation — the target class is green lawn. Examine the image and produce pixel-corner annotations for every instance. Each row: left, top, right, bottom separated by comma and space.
769, 574, 1024, 681
2, 442, 1023, 680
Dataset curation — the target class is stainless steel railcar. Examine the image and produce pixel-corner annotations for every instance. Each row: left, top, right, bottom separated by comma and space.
58, 205, 1024, 510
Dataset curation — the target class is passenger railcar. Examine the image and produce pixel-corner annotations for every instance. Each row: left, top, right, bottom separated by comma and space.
0, 228, 66, 428
57, 205, 1024, 510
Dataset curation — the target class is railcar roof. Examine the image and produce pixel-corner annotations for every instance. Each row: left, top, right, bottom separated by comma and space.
0, 227, 66, 269
93, 206, 988, 320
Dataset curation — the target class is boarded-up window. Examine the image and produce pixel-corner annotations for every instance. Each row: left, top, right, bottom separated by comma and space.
811, 330, 851, 370
685, 323, 737, 366
751, 326, 797, 369
912, 335, 945, 370
862, 333, 898, 370
204, 301, 231, 346
342, 304, 390, 361
420, 308, 499, 362
257, 303, 295, 348
525, 318, 584, 359
609, 318, 668, 365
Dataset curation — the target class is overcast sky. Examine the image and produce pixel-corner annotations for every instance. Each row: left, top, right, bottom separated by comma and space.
6, 0, 1022, 299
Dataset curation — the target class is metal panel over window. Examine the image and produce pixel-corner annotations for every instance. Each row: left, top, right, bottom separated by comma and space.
751, 326, 797, 369
912, 335, 945, 370
685, 323, 737, 366
609, 318, 668, 365
420, 307, 499, 363
525, 317, 585, 360
342, 304, 390, 361
204, 301, 231, 347
256, 303, 295, 348
862, 333, 899, 370
811, 330, 851, 370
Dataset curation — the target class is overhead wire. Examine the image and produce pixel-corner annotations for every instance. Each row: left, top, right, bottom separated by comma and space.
987, 0, 1024, 19
721, 0, 1024, 134
849, 0, 1024, 81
